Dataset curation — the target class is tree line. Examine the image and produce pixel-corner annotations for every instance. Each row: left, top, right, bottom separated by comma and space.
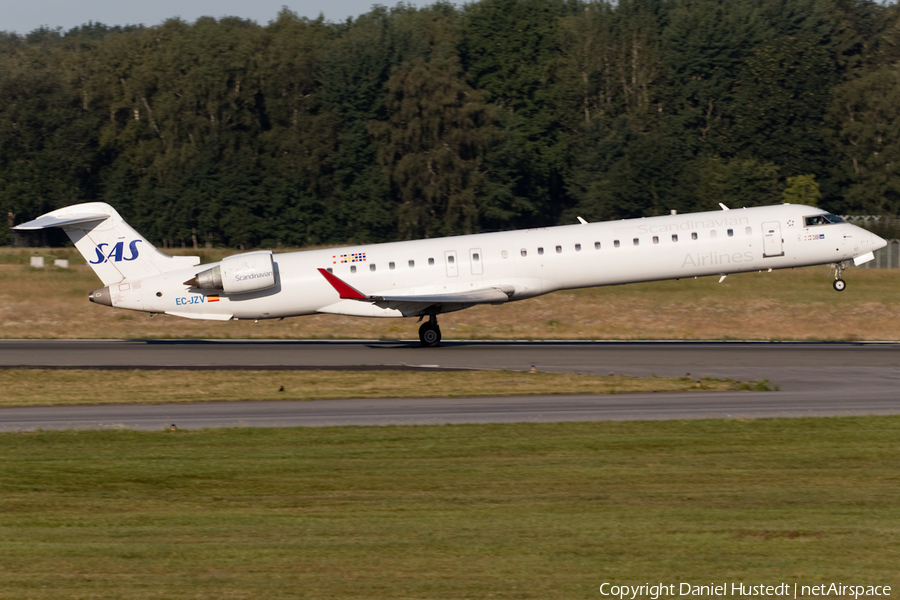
1, 0, 899, 248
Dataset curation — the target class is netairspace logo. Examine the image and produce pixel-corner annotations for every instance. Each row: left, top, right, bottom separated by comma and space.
599, 583, 892, 600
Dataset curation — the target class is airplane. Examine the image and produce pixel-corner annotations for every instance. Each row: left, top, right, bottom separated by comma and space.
14, 201, 887, 346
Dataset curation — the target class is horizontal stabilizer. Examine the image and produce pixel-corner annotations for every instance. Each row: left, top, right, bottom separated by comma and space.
13, 213, 109, 230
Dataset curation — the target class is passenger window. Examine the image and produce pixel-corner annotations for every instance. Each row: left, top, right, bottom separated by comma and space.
594, 242, 601, 249
369, 264, 376, 271
653, 236, 659, 244
614, 240, 620, 248
575, 243, 581, 251
350, 265, 357, 274
409, 260, 415, 268
727, 229, 734, 237
672, 234, 678, 242
556, 245, 562, 253
521, 249, 527, 257
745, 226, 752, 235
428, 258, 435, 266
633, 238, 639, 246
473, 253, 480, 261
502, 250, 508, 259
710, 230, 717, 239
691, 232, 698, 240
389, 262, 395, 270
326, 267, 333, 273
538, 247, 544, 255
448, 255, 455, 264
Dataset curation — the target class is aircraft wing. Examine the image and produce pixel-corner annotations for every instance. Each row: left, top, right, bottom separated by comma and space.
317, 268, 513, 307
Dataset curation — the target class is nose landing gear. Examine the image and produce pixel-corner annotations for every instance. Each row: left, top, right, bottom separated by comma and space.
831, 261, 846, 292
418, 314, 442, 347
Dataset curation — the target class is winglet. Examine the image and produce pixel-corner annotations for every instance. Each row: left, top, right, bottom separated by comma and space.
317, 268, 367, 300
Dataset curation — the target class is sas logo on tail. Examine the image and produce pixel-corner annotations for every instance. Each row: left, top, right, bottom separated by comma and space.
90, 241, 142, 264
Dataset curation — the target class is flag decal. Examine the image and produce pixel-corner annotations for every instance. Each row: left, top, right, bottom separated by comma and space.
333, 252, 367, 264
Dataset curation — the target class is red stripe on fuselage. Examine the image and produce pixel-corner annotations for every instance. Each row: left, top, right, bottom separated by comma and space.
317, 268, 367, 300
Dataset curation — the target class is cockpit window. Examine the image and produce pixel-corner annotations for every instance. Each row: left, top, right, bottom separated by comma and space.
805, 214, 845, 226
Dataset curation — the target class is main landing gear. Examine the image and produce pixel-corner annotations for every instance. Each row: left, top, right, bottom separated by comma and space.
832, 261, 847, 292
418, 314, 442, 347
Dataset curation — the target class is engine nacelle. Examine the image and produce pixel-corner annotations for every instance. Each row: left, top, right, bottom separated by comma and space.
184, 251, 276, 294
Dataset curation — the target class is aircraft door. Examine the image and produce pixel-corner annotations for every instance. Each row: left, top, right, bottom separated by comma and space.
469, 248, 483, 275
444, 250, 458, 277
762, 221, 784, 257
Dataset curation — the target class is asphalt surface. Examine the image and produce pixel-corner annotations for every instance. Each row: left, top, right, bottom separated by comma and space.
1, 340, 899, 430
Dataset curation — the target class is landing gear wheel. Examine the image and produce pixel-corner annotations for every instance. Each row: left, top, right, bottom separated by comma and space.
831, 261, 847, 292
418, 322, 441, 347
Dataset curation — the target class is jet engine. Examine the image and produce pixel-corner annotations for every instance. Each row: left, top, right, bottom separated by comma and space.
184, 251, 276, 294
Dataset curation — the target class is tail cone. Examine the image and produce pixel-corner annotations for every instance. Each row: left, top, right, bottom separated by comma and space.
89, 286, 112, 306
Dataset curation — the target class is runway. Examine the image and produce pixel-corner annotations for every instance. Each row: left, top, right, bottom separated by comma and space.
1, 340, 899, 430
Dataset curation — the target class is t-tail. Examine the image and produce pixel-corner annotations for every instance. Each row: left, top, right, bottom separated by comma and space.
13, 202, 200, 285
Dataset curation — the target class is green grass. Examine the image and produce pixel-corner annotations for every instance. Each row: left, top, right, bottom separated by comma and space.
1, 418, 898, 598
0, 369, 768, 407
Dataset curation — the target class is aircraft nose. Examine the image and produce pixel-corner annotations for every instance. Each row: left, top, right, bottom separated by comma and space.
872, 232, 888, 251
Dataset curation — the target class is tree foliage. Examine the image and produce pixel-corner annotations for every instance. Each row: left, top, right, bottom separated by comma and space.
696, 157, 782, 210
826, 65, 900, 214
1, 0, 899, 247
783, 174, 823, 207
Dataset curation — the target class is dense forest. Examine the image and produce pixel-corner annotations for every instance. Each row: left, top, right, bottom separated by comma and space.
1, 0, 899, 247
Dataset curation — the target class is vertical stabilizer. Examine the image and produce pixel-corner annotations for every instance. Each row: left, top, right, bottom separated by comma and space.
13, 202, 200, 285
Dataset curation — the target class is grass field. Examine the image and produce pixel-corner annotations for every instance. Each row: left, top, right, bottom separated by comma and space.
1, 418, 898, 598
0, 369, 767, 407
3, 252, 900, 340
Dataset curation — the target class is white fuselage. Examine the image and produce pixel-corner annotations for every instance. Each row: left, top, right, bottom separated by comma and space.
105, 204, 884, 321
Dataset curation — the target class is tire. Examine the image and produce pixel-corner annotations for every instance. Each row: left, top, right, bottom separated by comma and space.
419, 322, 441, 347
833, 278, 846, 292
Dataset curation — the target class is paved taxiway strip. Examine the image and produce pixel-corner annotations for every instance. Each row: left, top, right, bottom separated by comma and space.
2, 391, 899, 431
1, 340, 898, 429
2, 339, 900, 392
